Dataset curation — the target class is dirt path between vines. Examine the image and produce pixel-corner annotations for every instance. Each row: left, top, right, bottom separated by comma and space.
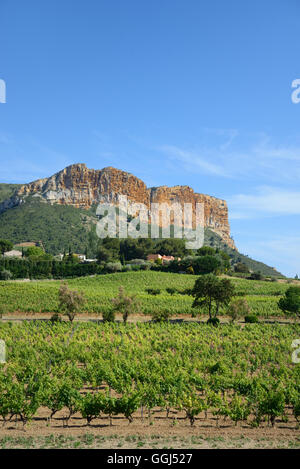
0, 407, 299, 449
1, 312, 299, 325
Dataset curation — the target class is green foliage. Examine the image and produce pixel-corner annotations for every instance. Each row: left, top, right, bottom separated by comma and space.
0, 239, 13, 255
150, 309, 171, 322
166, 287, 177, 295
105, 262, 122, 273
0, 193, 283, 278
249, 271, 264, 281
0, 271, 293, 318
0, 269, 12, 280
58, 282, 85, 322
227, 298, 250, 323
102, 309, 116, 323
244, 314, 259, 323
0, 184, 22, 203
278, 286, 300, 318
234, 262, 249, 273
0, 198, 97, 255
146, 288, 161, 295
192, 274, 235, 319
197, 246, 216, 256
111, 286, 141, 323
206, 317, 220, 327
154, 238, 188, 258
0, 322, 298, 429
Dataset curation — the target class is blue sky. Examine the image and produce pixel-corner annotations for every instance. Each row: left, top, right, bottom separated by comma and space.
0, 0, 300, 276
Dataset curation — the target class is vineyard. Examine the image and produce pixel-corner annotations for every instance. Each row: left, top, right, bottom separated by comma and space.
0, 271, 295, 318
0, 321, 299, 434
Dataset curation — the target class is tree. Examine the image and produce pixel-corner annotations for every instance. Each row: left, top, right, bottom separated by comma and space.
191, 274, 235, 319
96, 247, 112, 263
0, 240, 13, 255
154, 239, 187, 258
249, 271, 263, 280
58, 282, 85, 322
193, 255, 221, 275
119, 238, 155, 261
234, 262, 249, 273
214, 278, 235, 316
111, 286, 141, 323
197, 246, 216, 256
227, 298, 250, 323
278, 287, 300, 318
25, 246, 52, 260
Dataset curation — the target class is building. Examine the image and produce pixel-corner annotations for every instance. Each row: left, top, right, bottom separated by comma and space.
147, 254, 162, 262
4, 250, 22, 258
161, 255, 175, 264
147, 253, 176, 265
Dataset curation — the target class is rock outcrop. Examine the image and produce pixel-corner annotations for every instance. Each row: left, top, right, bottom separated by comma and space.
0, 163, 236, 249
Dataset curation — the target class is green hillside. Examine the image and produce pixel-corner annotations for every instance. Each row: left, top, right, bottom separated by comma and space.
0, 270, 290, 317
0, 195, 283, 276
0, 183, 22, 203
0, 196, 98, 255
204, 228, 283, 277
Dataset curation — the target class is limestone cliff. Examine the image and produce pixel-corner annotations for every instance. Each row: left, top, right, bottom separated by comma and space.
0, 163, 236, 249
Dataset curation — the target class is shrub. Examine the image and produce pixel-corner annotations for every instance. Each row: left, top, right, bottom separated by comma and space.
207, 317, 220, 327
245, 314, 259, 323
166, 287, 177, 295
234, 262, 249, 273
128, 259, 147, 265
0, 269, 12, 280
227, 298, 250, 323
186, 266, 194, 275
111, 286, 141, 323
146, 288, 161, 295
105, 262, 122, 273
50, 312, 62, 323
151, 309, 171, 322
102, 309, 116, 323
249, 272, 264, 281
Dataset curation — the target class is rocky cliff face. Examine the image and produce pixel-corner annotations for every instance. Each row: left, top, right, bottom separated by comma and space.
1, 163, 236, 249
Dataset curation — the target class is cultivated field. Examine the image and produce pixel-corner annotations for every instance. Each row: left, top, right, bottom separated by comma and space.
0, 322, 300, 448
0, 271, 296, 318
0, 272, 300, 448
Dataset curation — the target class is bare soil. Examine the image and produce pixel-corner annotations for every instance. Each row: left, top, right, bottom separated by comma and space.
0, 406, 299, 449
1, 312, 298, 325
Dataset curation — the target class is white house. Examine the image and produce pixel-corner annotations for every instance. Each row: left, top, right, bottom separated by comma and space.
4, 250, 22, 258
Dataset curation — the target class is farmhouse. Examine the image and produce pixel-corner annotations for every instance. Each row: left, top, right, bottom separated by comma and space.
4, 250, 22, 258
147, 253, 177, 264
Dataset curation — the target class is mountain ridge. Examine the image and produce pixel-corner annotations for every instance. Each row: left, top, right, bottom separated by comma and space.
0, 163, 235, 249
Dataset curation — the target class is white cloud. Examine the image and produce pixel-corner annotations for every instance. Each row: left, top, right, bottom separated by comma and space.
228, 186, 300, 219
158, 133, 300, 182
158, 145, 230, 177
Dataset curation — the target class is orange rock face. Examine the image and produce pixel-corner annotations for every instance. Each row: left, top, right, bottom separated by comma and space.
15, 163, 235, 249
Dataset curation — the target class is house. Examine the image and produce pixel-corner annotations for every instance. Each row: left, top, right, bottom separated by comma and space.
4, 250, 22, 258
161, 255, 175, 264
147, 253, 176, 265
75, 254, 86, 262
147, 254, 162, 262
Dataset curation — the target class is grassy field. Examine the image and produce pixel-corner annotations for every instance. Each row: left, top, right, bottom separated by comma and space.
0, 271, 296, 318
